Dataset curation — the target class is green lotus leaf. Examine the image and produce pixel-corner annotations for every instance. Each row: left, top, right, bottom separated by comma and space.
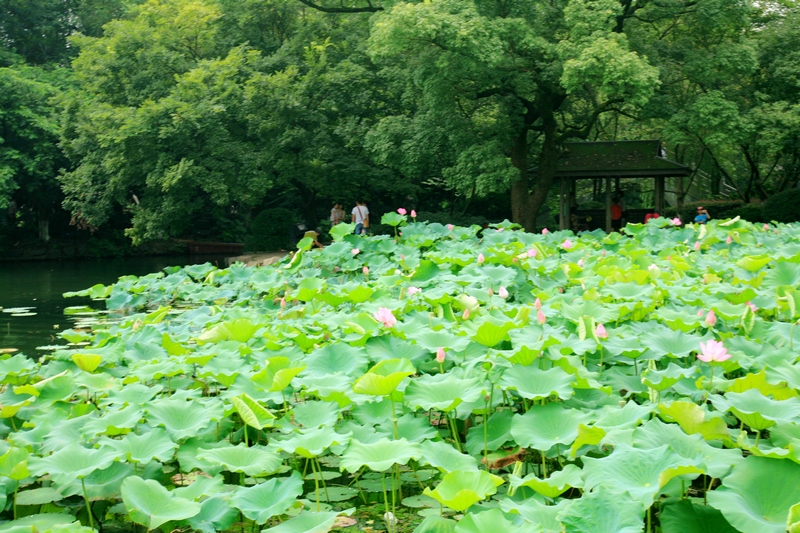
105, 428, 176, 464
404, 372, 482, 412
252, 356, 306, 392
0, 514, 79, 533
509, 464, 583, 499
582, 444, 700, 506
642, 363, 697, 392
409, 330, 471, 354
471, 319, 515, 347
594, 401, 653, 431
453, 508, 518, 533
197, 317, 261, 344
229, 471, 303, 524
569, 423, 606, 458
419, 439, 479, 473
340, 437, 421, 472
185, 496, 238, 533
729, 370, 797, 400
173, 474, 225, 501
658, 401, 731, 441
382, 212, 407, 226
711, 389, 800, 430
262, 510, 351, 533
763, 261, 800, 289
736, 255, 772, 272
465, 409, 514, 455
0, 447, 29, 480
652, 308, 703, 332
708, 456, 800, 533
500, 365, 574, 400
295, 278, 325, 301
640, 325, 706, 358
353, 358, 416, 396
510, 403, 592, 451
232, 393, 276, 429
145, 398, 223, 441
14, 372, 74, 404
500, 497, 569, 532
660, 499, 738, 533
28, 442, 122, 483
292, 401, 341, 429
304, 344, 369, 378
557, 490, 645, 533
14, 487, 64, 506
273, 426, 350, 458
60, 461, 134, 501
102, 383, 162, 407
82, 404, 143, 436
422, 470, 504, 512
412, 515, 457, 533
71, 353, 102, 373
121, 476, 201, 530
365, 336, 429, 365
197, 443, 282, 476
377, 413, 437, 442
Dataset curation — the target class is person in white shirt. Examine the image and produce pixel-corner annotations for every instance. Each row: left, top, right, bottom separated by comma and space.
351, 200, 369, 235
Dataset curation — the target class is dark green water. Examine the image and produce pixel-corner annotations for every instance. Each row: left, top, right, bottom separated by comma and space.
0, 255, 229, 358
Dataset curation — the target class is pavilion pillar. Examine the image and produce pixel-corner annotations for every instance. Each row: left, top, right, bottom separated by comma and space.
559, 178, 566, 230
654, 176, 665, 213
606, 177, 612, 233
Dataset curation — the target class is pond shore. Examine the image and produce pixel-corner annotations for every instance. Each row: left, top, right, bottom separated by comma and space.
225, 251, 287, 267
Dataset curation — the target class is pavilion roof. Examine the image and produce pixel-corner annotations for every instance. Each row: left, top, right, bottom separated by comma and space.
539, 140, 692, 178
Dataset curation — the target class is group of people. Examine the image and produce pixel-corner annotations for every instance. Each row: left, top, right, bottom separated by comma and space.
330, 200, 370, 235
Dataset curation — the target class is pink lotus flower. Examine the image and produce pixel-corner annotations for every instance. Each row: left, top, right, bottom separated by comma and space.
411, 210, 417, 218
648, 264, 659, 271
436, 347, 446, 363
374, 308, 397, 328
562, 239, 574, 250
397, 208, 407, 215
578, 259, 585, 268
705, 310, 717, 327
672, 218, 681, 225
746, 301, 757, 312
351, 248, 360, 255
363, 266, 369, 276
726, 235, 732, 244
447, 224, 454, 231
694, 241, 701, 251
697, 340, 730, 362
499, 286, 509, 299
542, 228, 549, 235
595, 323, 608, 339
763, 224, 769, 231
279, 297, 286, 309
527, 248, 537, 258
462, 308, 470, 320
537, 309, 546, 325
477, 253, 485, 264
534, 297, 542, 310
407, 287, 421, 295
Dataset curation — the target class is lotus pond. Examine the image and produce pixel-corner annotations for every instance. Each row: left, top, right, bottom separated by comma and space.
2, 216, 800, 533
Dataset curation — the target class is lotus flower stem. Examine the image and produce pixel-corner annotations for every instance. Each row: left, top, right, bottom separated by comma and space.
541, 450, 547, 478
13, 484, 17, 519
390, 398, 400, 440
311, 457, 321, 512
483, 400, 489, 470
381, 473, 394, 533
81, 478, 94, 530
448, 413, 463, 452
646, 506, 651, 533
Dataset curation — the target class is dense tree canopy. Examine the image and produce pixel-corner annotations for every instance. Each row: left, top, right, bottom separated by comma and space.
0, 0, 799, 244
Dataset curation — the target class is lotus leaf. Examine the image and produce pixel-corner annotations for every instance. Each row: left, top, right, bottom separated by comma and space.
229, 472, 303, 524
658, 401, 730, 441
412, 515, 457, 533
659, 499, 738, 533
145, 398, 223, 441
404, 372, 482, 412
340, 438, 421, 472
711, 389, 800, 430
120, 476, 201, 530
197, 443, 282, 476
510, 403, 592, 451
28, 442, 121, 483
185, 496, 238, 533
353, 358, 415, 396
419, 439, 479, 472
423, 470, 504, 511
261, 510, 351, 533
453, 508, 520, 533
274, 426, 350, 458
232, 393, 276, 429
500, 366, 574, 400
509, 464, 583, 499
465, 409, 514, 455
557, 490, 645, 533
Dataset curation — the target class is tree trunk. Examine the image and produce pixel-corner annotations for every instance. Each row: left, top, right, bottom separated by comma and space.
510, 129, 535, 231
526, 124, 560, 231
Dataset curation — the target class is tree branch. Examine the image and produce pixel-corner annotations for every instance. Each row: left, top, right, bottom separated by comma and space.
296, 0, 383, 13
557, 98, 624, 141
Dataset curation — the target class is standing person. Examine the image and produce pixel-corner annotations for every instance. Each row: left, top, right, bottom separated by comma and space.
330, 203, 344, 225
611, 197, 623, 231
351, 200, 369, 235
694, 206, 710, 224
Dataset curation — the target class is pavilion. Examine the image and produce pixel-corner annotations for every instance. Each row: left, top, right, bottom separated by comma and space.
543, 140, 692, 232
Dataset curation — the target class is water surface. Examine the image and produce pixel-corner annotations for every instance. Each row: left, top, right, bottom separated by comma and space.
1, 255, 228, 357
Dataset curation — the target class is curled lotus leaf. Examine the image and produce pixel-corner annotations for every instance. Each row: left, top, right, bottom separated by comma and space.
197, 443, 282, 476
509, 464, 584, 499
422, 470, 504, 512
120, 476, 201, 530
340, 438, 421, 473
229, 471, 303, 524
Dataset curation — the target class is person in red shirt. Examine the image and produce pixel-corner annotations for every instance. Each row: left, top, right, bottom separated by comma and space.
611, 198, 623, 231
644, 211, 660, 223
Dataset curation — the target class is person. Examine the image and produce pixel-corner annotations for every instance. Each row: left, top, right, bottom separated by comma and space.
304, 229, 324, 248
351, 200, 369, 235
330, 203, 344, 226
611, 197, 623, 231
644, 211, 660, 223
694, 206, 710, 224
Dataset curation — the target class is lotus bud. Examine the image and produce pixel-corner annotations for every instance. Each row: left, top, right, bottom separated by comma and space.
534, 297, 542, 310
694, 241, 701, 251
279, 297, 286, 309
351, 248, 360, 255
397, 207, 407, 215
407, 286, 421, 295
384, 512, 398, 527
462, 308, 470, 320
499, 286, 509, 299
705, 310, 717, 327
537, 309, 546, 325
601, 250, 606, 257
648, 264, 658, 271
763, 224, 769, 230
363, 266, 369, 276
726, 235, 732, 244
562, 239, 573, 250
447, 224, 454, 231
411, 210, 417, 217
595, 323, 608, 339
436, 347, 446, 363
578, 259, 585, 268
373, 307, 397, 328
488, 288, 494, 296
527, 248, 537, 257
477, 253, 485, 264
542, 228, 549, 235
697, 309, 704, 317
672, 218, 681, 225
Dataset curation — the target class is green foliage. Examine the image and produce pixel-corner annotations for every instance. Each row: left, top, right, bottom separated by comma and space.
763, 188, 800, 223
244, 208, 297, 252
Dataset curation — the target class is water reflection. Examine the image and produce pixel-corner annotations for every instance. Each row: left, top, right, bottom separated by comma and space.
0, 255, 228, 357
